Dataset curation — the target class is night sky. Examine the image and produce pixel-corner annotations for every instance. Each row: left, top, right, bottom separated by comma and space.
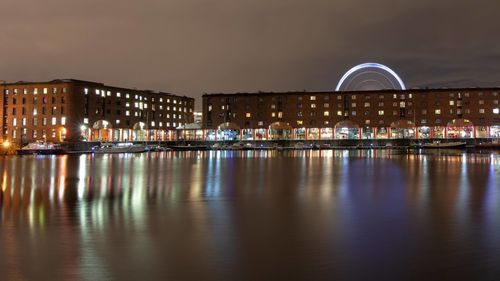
2, 0, 500, 108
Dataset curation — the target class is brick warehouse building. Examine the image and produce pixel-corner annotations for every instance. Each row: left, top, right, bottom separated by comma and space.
0, 79, 194, 143
200, 88, 499, 141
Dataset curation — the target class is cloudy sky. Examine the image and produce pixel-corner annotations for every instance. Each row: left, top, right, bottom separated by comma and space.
1, 0, 500, 107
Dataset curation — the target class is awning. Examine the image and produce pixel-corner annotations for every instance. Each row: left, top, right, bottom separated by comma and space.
390, 120, 416, 129
269, 121, 292, 130
218, 122, 240, 131
334, 120, 359, 129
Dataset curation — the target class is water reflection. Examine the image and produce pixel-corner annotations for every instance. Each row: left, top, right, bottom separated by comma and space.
0, 151, 499, 280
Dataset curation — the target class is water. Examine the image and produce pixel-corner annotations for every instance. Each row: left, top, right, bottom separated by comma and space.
1, 150, 499, 281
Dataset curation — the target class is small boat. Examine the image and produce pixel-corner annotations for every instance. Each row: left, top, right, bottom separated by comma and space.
422, 141, 467, 149
293, 142, 307, 150
17, 141, 65, 155
170, 145, 208, 151
93, 143, 148, 154
475, 141, 500, 149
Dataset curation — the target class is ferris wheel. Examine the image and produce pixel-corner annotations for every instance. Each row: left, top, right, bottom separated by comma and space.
336, 63, 406, 91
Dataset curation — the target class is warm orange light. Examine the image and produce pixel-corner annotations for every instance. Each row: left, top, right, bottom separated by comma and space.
2, 140, 10, 148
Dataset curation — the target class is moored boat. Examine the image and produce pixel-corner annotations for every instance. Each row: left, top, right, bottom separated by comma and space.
422, 141, 467, 149
93, 143, 148, 154
475, 141, 500, 149
17, 141, 65, 155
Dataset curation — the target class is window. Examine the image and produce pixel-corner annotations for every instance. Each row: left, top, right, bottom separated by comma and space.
258, 121, 264, 126
324, 103, 329, 108
311, 104, 316, 108
323, 111, 329, 116
117, 92, 121, 97
352, 103, 356, 108
126, 110, 130, 116
364, 102, 370, 107
479, 109, 485, 114
435, 109, 441, 115
310, 96, 316, 101
271, 112, 276, 117
378, 110, 384, 116
12, 118, 17, 126
61, 117, 66, 125
297, 120, 303, 125
351, 111, 356, 116
378, 102, 384, 107
52, 88, 57, 94
479, 100, 484, 104
246, 113, 251, 118
83, 118, 89, 124
449, 101, 454, 106
52, 117, 57, 125
493, 108, 499, 114
365, 120, 370, 125
43, 88, 48, 94
352, 95, 356, 100
337, 111, 342, 116
422, 109, 427, 115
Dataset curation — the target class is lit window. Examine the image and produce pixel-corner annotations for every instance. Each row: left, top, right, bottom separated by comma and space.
365, 120, 370, 125
323, 111, 329, 116
246, 113, 251, 118
12, 118, 17, 126
364, 102, 370, 107
151, 121, 155, 127
479, 109, 485, 114
126, 93, 130, 99
352, 103, 356, 108
134, 102, 139, 108
310, 96, 316, 101
258, 121, 264, 126
117, 92, 121, 97
378, 110, 384, 116
409, 94, 413, 98
449, 101, 454, 105
311, 104, 316, 108
34, 88, 38, 95
271, 104, 276, 109
52, 117, 57, 125
33, 109, 38, 116
173, 100, 177, 104
337, 111, 342, 116
493, 108, 499, 114
278, 112, 283, 118
43, 88, 48, 94
271, 112, 276, 117
83, 118, 89, 124
352, 95, 356, 100
61, 117, 66, 125
435, 109, 441, 115
393, 94, 397, 99
297, 120, 303, 125
351, 111, 356, 116
126, 102, 130, 107
324, 103, 329, 108
22, 118, 27, 126
337, 95, 342, 100
159, 122, 163, 127
126, 110, 130, 116
23, 89, 28, 95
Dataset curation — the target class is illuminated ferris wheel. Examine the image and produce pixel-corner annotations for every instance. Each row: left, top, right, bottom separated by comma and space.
336, 63, 406, 91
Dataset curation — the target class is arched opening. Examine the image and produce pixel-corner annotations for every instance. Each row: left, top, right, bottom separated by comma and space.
217, 122, 240, 141
132, 122, 147, 141
269, 122, 292, 140
92, 120, 112, 141
334, 120, 360, 139
447, 119, 474, 138
177, 123, 203, 141
390, 120, 416, 139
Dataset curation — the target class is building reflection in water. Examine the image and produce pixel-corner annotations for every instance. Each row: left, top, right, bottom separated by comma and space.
0, 150, 499, 280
